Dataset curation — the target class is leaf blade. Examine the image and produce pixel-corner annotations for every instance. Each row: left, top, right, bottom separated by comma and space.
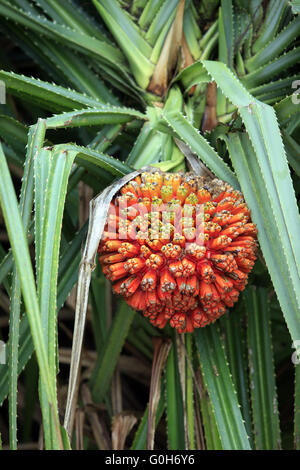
195, 326, 251, 450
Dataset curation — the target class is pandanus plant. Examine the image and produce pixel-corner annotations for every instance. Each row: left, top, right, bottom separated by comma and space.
0, 0, 299, 451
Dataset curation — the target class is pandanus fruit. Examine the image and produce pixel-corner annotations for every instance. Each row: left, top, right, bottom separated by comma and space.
98, 170, 257, 333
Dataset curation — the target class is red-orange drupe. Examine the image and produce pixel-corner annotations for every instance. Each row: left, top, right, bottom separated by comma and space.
98, 171, 257, 333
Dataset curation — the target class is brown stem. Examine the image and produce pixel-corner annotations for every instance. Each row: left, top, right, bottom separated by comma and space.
202, 81, 218, 132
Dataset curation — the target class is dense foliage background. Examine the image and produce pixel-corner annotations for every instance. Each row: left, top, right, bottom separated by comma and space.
0, 0, 299, 450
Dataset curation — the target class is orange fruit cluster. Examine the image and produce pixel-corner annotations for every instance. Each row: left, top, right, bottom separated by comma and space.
98, 171, 257, 333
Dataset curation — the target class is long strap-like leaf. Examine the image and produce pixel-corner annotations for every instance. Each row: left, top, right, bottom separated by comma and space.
245, 287, 281, 450
195, 326, 251, 450
0, 143, 62, 446
226, 132, 300, 342
8, 121, 45, 449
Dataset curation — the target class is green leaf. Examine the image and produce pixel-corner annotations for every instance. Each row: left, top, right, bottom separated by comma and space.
60, 425, 72, 450
150, 12, 176, 64
33, 39, 118, 103
126, 122, 163, 168
242, 47, 300, 88
282, 132, 300, 177
274, 95, 300, 125
0, 70, 107, 112
291, 0, 300, 15
165, 338, 185, 450
0, 316, 34, 407
202, 59, 253, 106
34, 147, 77, 373
175, 62, 210, 93
197, 368, 222, 450
12, 0, 37, 15
45, 106, 145, 129
57, 223, 88, 310
185, 334, 195, 449
90, 302, 136, 403
245, 287, 281, 449
162, 111, 239, 188
252, 0, 288, 54
195, 326, 251, 450
7, 120, 45, 449
218, 0, 234, 69
33, 0, 107, 42
0, 221, 89, 408
250, 77, 300, 106
0, 142, 60, 439
183, 5, 202, 60
0, 114, 28, 157
92, 0, 154, 89
89, 124, 123, 153
53, 143, 133, 177
90, 274, 108, 353
145, 0, 179, 46
245, 16, 300, 71
93, 0, 152, 57
2, 18, 118, 104
138, 0, 165, 29
0, 1, 125, 69
220, 307, 253, 446
8, 270, 21, 450
34, 146, 76, 449
226, 133, 300, 343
